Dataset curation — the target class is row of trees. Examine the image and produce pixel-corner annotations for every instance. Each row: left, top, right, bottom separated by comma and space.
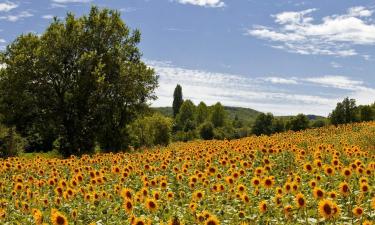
171, 85, 250, 141
329, 97, 375, 125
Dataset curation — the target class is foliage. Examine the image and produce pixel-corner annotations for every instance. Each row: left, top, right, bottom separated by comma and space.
172, 84, 183, 118
252, 113, 274, 136
289, 114, 310, 131
175, 100, 196, 132
129, 114, 172, 148
199, 122, 214, 140
0, 124, 26, 158
0, 7, 158, 156
0, 122, 374, 224
210, 102, 227, 128
358, 105, 374, 122
329, 97, 358, 125
196, 102, 209, 125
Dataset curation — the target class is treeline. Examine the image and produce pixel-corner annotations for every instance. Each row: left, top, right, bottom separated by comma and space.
141, 85, 375, 143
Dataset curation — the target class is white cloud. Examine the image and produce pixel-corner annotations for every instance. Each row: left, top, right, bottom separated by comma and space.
0, 38, 5, 43
0, 1, 18, 12
176, 0, 225, 8
330, 62, 342, 68
52, 0, 92, 3
50, 3, 67, 8
42, 15, 54, 19
304, 75, 364, 90
248, 6, 375, 57
0, 11, 33, 22
263, 77, 298, 84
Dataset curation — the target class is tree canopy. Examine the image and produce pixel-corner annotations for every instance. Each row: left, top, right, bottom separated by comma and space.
0, 7, 158, 156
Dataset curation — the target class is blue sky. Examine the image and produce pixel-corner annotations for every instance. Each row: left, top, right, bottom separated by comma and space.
0, 0, 375, 115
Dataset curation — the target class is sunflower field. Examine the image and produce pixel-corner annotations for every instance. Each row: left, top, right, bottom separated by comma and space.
0, 122, 374, 225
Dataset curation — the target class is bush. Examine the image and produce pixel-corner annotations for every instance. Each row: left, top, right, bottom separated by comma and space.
199, 122, 214, 140
129, 114, 172, 148
0, 125, 26, 158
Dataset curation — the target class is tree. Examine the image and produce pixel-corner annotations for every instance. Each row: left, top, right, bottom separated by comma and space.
252, 113, 274, 136
196, 101, 209, 124
329, 97, 358, 125
129, 114, 172, 148
359, 105, 373, 122
172, 84, 183, 117
199, 122, 214, 140
176, 100, 196, 131
289, 114, 310, 131
210, 102, 226, 128
0, 7, 158, 156
311, 119, 326, 128
272, 118, 285, 133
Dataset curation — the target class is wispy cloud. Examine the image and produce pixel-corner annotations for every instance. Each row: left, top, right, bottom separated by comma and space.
304, 75, 364, 90
42, 14, 54, 19
0, 1, 18, 12
0, 11, 33, 22
247, 6, 375, 57
263, 77, 298, 84
330, 62, 342, 68
176, 0, 225, 8
51, 0, 92, 3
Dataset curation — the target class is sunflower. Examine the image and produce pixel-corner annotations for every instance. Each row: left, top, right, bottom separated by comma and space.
71, 209, 78, 221
32, 209, 43, 225
313, 187, 325, 199
121, 188, 133, 200
123, 199, 133, 214
51, 209, 68, 225
193, 190, 204, 201
352, 206, 363, 217
318, 199, 335, 219
251, 177, 261, 186
204, 215, 220, 225
237, 184, 246, 193
274, 194, 283, 207
342, 168, 352, 177
295, 193, 306, 208
189, 202, 197, 212
338, 182, 350, 197
145, 198, 158, 212
360, 183, 369, 193
263, 177, 274, 188
283, 205, 292, 218
259, 200, 267, 213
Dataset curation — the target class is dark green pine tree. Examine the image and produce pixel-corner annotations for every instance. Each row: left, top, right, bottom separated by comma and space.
172, 84, 183, 117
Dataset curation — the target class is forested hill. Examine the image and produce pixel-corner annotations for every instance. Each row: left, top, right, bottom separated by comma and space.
153, 106, 326, 124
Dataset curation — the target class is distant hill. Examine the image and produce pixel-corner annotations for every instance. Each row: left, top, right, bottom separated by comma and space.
153, 106, 325, 125
153, 106, 261, 124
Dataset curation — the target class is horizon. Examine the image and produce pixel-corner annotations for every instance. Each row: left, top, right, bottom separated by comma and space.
1, 0, 374, 116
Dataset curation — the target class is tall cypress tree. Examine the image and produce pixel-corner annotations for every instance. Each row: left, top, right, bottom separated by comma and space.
172, 84, 183, 117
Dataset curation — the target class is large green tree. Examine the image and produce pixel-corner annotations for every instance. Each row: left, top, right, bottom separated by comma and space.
289, 114, 310, 131
252, 113, 274, 136
172, 84, 183, 117
176, 100, 196, 132
329, 97, 358, 125
0, 7, 158, 156
210, 102, 226, 128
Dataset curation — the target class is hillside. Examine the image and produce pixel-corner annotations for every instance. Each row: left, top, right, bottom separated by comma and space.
153, 106, 261, 124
